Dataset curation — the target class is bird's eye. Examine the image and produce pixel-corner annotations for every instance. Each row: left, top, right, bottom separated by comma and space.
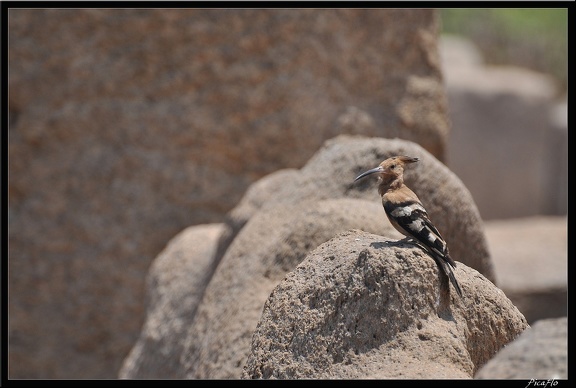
390, 164, 396, 169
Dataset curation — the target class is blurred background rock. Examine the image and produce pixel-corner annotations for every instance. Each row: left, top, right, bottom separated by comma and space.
438, 8, 567, 328
440, 8, 567, 219
7, 8, 567, 379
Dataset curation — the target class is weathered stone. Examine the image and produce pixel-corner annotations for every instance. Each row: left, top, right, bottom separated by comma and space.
242, 230, 528, 379
118, 223, 224, 379
213, 168, 300, 266
180, 199, 397, 379
475, 317, 567, 379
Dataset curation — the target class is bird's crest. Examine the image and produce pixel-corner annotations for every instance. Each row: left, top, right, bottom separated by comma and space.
379, 155, 419, 170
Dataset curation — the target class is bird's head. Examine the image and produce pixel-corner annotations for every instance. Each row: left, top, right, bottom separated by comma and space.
354, 155, 419, 182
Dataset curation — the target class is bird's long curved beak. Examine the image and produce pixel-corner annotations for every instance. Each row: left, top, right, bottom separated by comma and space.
354, 166, 384, 182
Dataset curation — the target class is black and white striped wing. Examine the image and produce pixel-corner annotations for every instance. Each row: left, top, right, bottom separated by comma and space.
383, 200, 456, 268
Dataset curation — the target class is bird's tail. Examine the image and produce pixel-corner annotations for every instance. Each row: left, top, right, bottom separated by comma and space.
433, 254, 463, 298
446, 264, 463, 298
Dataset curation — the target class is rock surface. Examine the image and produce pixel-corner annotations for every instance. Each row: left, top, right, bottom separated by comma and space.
475, 317, 567, 379
8, 9, 449, 378
118, 223, 224, 379
484, 216, 567, 324
242, 230, 528, 379
180, 199, 397, 379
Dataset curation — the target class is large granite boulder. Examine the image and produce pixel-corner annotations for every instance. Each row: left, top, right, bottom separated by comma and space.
242, 230, 528, 379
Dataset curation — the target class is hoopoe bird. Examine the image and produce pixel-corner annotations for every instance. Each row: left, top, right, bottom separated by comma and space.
354, 155, 463, 297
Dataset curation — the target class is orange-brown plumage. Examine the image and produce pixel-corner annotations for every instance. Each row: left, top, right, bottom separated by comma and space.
355, 155, 462, 297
